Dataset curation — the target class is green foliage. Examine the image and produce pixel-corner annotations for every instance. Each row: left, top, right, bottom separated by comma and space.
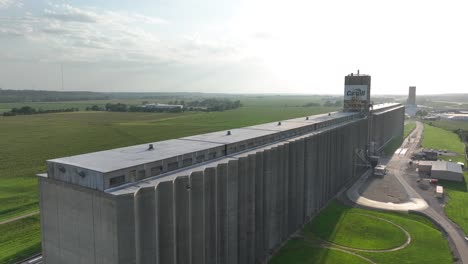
0, 215, 41, 264
3, 106, 79, 116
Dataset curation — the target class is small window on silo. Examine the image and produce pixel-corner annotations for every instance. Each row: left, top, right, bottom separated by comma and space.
138, 170, 146, 179
109, 175, 125, 187
168, 162, 179, 171
196, 155, 205, 162
183, 158, 193, 166
151, 166, 163, 176
129, 170, 136, 181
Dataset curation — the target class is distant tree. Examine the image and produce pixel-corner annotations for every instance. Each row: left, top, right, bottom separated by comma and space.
303, 102, 320, 107
416, 110, 428, 117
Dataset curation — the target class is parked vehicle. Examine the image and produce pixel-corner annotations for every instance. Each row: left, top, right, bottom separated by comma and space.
374, 165, 387, 177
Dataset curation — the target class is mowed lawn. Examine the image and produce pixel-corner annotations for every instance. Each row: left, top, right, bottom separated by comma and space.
0, 99, 336, 262
271, 201, 453, 264
422, 124, 465, 154
422, 124, 468, 234
429, 120, 468, 131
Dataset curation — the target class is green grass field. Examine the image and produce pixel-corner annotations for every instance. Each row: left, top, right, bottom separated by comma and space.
429, 120, 468, 131
0, 215, 41, 264
271, 201, 453, 264
422, 123, 468, 234
442, 171, 468, 234
422, 125, 465, 154
0, 96, 337, 261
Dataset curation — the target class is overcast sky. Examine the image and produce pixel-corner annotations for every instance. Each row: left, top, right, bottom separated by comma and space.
0, 0, 467, 95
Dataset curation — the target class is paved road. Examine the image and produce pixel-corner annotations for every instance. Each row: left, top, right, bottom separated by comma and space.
348, 121, 468, 263
0, 211, 39, 225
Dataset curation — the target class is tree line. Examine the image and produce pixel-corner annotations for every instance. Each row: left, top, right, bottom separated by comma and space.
86, 98, 242, 113
2, 106, 79, 116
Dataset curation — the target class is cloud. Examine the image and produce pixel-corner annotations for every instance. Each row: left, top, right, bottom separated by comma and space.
0, 3, 238, 66
44, 4, 97, 23
0, 0, 21, 9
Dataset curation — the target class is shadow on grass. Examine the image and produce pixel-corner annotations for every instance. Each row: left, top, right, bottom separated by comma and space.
440, 178, 468, 192
302, 201, 351, 243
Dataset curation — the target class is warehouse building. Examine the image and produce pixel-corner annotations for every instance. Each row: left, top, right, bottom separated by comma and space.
418, 161, 464, 182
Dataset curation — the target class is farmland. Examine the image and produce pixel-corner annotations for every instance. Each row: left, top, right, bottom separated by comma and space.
0, 215, 41, 264
271, 201, 453, 264
0, 95, 338, 262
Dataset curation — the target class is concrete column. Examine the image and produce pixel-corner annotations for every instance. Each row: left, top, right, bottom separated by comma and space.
295, 138, 305, 226
269, 146, 279, 248
204, 167, 217, 264
237, 157, 248, 264
156, 181, 174, 264
304, 136, 313, 218
190, 171, 205, 264
254, 151, 264, 263
134, 187, 156, 264
216, 163, 228, 264
116, 193, 136, 264
227, 160, 239, 264
287, 141, 296, 234
174, 176, 190, 264
246, 154, 256, 264
277, 144, 286, 241
262, 148, 272, 250
282, 143, 290, 239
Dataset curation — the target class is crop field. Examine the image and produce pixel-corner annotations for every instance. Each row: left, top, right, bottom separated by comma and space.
0, 95, 336, 113
0, 96, 337, 262
271, 201, 453, 264
0, 215, 41, 264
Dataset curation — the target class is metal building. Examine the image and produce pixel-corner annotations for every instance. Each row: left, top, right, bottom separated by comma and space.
418, 161, 464, 182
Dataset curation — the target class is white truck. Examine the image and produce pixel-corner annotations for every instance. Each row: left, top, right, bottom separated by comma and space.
374, 165, 387, 177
